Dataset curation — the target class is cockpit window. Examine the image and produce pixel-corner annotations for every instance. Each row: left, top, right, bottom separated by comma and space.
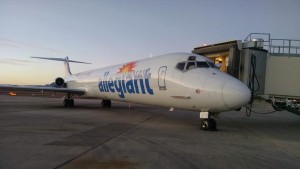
176, 62, 185, 71
207, 62, 218, 69
196, 61, 210, 68
176, 60, 218, 72
186, 62, 196, 70
188, 56, 196, 61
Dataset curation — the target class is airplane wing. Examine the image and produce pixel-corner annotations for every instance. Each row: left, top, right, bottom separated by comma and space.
0, 84, 86, 95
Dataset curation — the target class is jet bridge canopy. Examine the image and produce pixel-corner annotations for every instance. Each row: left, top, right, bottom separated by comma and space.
192, 40, 242, 78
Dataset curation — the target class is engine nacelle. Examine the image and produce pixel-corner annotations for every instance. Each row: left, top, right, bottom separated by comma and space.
55, 77, 65, 88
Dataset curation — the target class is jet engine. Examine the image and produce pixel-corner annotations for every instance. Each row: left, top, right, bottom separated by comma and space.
55, 77, 65, 87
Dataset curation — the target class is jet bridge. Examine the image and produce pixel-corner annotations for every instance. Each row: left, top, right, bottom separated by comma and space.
192, 33, 300, 116
192, 37, 268, 96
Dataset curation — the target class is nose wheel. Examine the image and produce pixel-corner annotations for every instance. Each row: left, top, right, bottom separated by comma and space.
200, 118, 217, 131
200, 112, 217, 131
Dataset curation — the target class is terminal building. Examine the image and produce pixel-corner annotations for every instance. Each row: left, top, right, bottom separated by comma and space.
192, 33, 300, 99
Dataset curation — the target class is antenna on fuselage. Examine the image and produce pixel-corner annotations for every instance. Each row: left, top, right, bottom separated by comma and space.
31, 56, 91, 76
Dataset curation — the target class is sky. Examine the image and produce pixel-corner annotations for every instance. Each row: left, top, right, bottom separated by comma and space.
0, 0, 300, 85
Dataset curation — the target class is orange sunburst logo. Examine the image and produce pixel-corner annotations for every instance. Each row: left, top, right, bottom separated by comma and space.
117, 61, 137, 73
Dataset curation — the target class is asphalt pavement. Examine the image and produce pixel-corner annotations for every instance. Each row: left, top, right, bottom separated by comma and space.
0, 95, 299, 169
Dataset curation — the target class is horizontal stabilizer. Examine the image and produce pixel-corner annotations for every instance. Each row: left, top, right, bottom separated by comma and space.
31, 56, 91, 76
31, 56, 91, 64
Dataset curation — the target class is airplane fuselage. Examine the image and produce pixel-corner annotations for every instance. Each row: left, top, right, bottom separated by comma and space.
66, 53, 250, 113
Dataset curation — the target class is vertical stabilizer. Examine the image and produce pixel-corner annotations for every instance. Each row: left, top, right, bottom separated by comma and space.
64, 57, 72, 76
31, 56, 91, 77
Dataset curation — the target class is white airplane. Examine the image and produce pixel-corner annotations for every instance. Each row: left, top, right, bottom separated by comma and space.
0, 53, 251, 130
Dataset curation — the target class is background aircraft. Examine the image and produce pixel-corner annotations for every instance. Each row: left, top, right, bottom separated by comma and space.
0, 53, 251, 130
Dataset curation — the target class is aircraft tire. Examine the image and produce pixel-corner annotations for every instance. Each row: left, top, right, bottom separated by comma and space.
106, 100, 111, 108
69, 99, 74, 107
201, 119, 209, 130
63, 99, 69, 107
63, 99, 74, 107
101, 100, 106, 108
201, 119, 217, 131
208, 118, 217, 131
101, 100, 112, 108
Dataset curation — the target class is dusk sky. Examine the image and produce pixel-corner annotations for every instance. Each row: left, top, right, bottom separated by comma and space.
1, 0, 300, 85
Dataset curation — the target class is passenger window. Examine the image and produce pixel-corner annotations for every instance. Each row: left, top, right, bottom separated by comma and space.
186, 62, 196, 70
176, 62, 185, 71
197, 62, 210, 68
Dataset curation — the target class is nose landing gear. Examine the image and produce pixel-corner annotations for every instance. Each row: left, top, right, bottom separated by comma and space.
200, 112, 217, 131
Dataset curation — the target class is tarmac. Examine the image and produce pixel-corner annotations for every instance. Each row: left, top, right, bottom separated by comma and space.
0, 95, 299, 169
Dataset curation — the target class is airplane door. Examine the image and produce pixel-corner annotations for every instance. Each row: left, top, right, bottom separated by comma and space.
158, 66, 167, 90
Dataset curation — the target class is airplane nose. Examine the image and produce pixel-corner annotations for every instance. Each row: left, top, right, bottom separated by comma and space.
222, 80, 251, 110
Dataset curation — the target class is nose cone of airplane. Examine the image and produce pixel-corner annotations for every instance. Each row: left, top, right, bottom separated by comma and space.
222, 80, 251, 110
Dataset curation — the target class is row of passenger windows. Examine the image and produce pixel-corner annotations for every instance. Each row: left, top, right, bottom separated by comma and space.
176, 61, 217, 71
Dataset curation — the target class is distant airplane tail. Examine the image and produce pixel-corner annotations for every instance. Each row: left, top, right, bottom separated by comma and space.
31, 57, 91, 76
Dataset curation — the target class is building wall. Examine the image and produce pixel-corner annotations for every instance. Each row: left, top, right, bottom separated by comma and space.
265, 56, 300, 97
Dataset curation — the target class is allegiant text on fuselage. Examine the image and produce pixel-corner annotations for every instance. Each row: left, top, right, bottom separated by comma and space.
98, 68, 154, 98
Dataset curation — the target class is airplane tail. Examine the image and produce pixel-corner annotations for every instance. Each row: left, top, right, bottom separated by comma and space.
31, 56, 91, 76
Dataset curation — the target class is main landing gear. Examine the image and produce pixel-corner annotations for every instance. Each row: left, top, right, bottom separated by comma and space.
101, 99, 111, 108
63, 94, 74, 107
200, 112, 217, 131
